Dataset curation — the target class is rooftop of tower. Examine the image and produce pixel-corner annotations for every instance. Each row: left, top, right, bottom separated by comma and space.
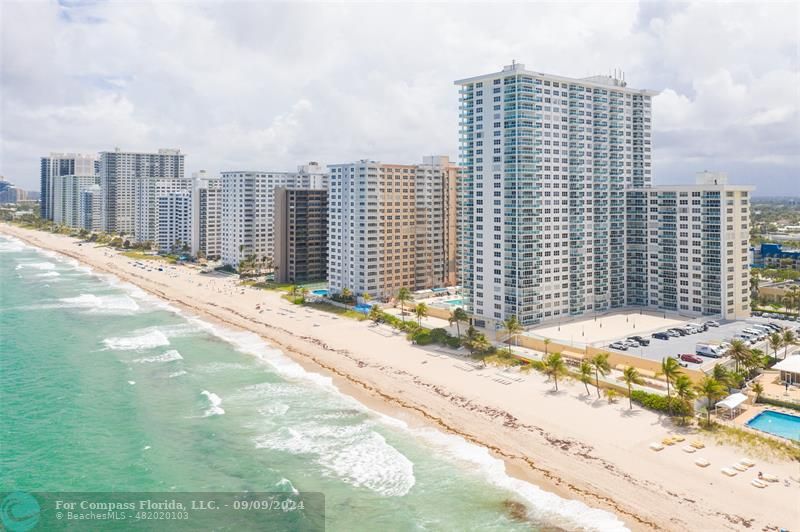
454, 63, 658, 96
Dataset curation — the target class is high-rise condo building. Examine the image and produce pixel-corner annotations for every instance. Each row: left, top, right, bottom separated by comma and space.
134, 176, 192, 244
40, 153, 98, 220
626, 172, 752, 320
99, 148, 185, 235
455, 63, 656, 328
51, 174, 101, 228
190, 171, 221, 261
220, 163, 327, 269
274, 188, 328, 284
156, 191, 192, 253
327, 156, 458, 300
79, 184, 103, 232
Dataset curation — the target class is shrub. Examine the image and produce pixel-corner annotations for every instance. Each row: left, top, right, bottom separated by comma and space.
410, 330, 433, 345
756, 396, 800, 412
445, 336, 461, 348
630, 390, 694, 417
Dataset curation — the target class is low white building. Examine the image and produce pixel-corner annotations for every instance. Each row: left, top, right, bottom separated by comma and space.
221, 162, 327, 269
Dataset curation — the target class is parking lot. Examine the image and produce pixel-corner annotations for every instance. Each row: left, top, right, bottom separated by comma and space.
606, 315, 800, 370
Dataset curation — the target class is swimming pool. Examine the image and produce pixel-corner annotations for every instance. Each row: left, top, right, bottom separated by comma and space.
311, 289, 328, 296
354, 303, 372, 314
444, 298, 463, 307
746, 410, 800, 441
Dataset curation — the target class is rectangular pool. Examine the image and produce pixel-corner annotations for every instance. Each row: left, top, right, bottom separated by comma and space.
746, 410, 800, 441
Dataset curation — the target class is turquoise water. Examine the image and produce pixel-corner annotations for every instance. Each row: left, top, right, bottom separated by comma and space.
445, 299, 463, 307
746, 410, 800, 441
311, 289, 328, 296
0, 235, 625, 531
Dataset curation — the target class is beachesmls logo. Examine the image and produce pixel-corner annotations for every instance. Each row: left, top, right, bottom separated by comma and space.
0, 492, 40, 531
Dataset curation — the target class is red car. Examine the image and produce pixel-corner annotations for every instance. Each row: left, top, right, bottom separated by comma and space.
679, 354, 703, 364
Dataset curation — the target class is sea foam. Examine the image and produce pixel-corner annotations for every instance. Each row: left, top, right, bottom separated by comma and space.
103, 330, 170, 351
134, 350, 183, 363
60, 293, 140, 313
15, 261, 56, 271
256, 422, 415, 497
201, 390, 225, 417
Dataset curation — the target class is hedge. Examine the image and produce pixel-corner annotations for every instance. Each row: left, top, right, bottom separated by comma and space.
630, 390, 694, 417
756, 396, 800, 412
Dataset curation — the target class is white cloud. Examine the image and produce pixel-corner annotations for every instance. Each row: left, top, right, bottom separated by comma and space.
0, 1, 797, 194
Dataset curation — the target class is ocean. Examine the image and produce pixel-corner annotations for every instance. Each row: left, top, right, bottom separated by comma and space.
0, 234, 626, 531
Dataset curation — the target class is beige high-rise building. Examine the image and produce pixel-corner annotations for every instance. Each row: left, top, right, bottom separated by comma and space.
625, 171, 752, 320
327, 156, 458, 300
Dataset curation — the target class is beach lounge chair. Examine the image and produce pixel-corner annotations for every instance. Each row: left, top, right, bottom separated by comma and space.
739, 458, 755, 468
694, 458, 710, 467
751, 479, 768, 488
649, 442, 665, 451
690, 440, 705, 449
682, 445, 696, 453
733, 463, 748, 472
661, 437, 676, 446
672, 435, 685, 442
761, 473, 779, 483
721, 468, 738, 477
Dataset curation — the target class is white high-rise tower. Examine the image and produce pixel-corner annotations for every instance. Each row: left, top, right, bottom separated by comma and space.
455, 63, 657, 329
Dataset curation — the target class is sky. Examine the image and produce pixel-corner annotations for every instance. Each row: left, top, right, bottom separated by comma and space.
1, 1, 798, 195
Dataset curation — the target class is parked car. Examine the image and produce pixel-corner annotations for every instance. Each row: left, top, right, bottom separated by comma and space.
610, 341, 628, 351
627, 335, 650, 346
704, 320, 720, 328
669, 328, 689, 336
752, 311, 763, 316
696, 343, 723, 358
679, 353, 704, 364
623, 339, 640, 348
666, 329, 681, 337
652, 332, 670, 340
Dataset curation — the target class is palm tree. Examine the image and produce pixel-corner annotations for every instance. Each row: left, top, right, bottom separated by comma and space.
673, 374, 696, 422
288, 285, 298, 297
750, 271, 760, 300
622, 366, 644, 409
712, 364, 733, 393
727, 339, 751, 373
660, 357, 682, 411
695, 376, 726, 426
397, 287, 411, 322
768, 332, 783, 359
782, 329, 796, 359
299, 286, 308, 303
502, 315, 523, 353
449, 307, 468, 337
414, 302, 428, 326
368, 305, 382, 324
362, 292, 371, 304
579, 361, 593, 396
590, 353, 611, 398
543, 352, 568, 391
752, 382, 764, 403
341, 287, 352, 303
744, 348, 766, 375
543, 338, 551, 356
465, 332, 490, 357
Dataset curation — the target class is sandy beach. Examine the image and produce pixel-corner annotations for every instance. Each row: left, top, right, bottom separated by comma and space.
3, 224, 798, 531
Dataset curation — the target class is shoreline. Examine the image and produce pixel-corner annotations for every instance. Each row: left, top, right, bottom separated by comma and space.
4, 224, 798, 531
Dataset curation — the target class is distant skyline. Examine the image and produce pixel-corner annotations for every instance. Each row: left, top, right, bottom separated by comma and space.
1, 1, 798, 195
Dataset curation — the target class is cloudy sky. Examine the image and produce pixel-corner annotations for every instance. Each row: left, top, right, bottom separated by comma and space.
1, 1, 798, 194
